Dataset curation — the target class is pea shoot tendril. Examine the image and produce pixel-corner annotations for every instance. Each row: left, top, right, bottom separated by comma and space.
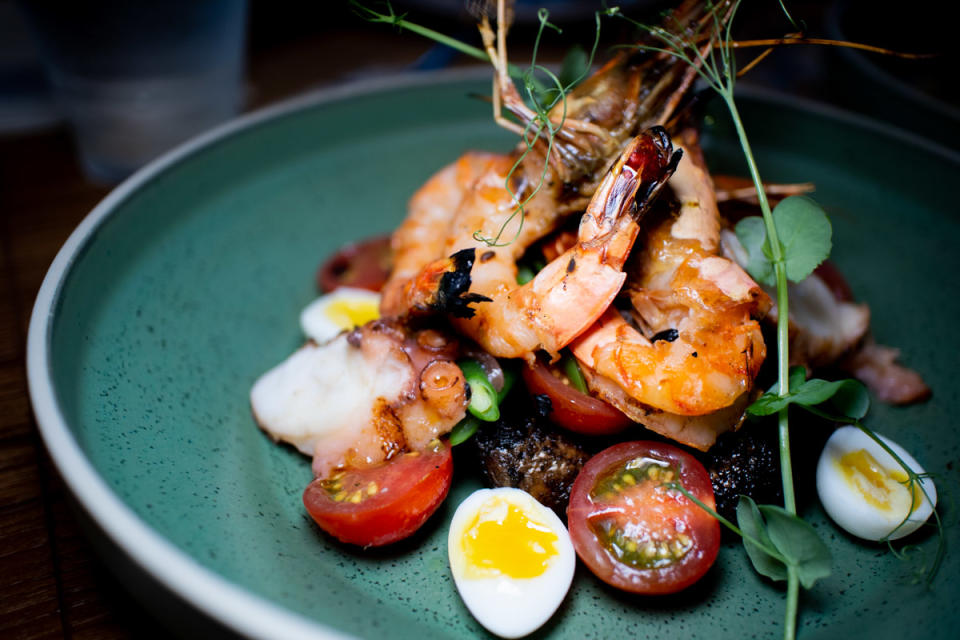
353, 1, 945, 637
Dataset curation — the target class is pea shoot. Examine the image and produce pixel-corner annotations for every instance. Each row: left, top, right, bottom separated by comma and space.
354, 1, 945, 636
561, 351, 589, 394
352, 0, 605, 248
623, 2, 944, 637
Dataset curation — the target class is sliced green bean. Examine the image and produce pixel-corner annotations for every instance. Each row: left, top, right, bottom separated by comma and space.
459, 359, 499, 422
562, 352, 589, 394
449, 416, 481, 446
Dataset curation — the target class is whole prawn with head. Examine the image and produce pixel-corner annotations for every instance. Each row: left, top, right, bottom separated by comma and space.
381, 0, 717, 362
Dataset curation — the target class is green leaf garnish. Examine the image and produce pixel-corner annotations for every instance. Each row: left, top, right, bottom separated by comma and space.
737, 497, 831, 589
774, 196, 833, 283
761, 503, 832, 589
826, 379, 870, 420
735, 216, 775, 286
734, 196, 832, 286
749, 379, 849, 416
559, 45, 589, 85
738, 496, 789, 582
747, 368, 870, 419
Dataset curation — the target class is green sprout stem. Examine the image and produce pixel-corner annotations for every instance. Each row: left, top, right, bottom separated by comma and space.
724, 97, 795, 511
350, 1, 514, 72
666, 482, 790, 565
354, 1, 606, 249
620, 1, 800, 634
723, 77, 800, 640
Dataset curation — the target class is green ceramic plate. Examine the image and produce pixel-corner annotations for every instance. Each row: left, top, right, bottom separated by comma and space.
28, 71, 960, 639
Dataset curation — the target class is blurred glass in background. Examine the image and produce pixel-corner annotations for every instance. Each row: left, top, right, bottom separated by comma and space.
15, 0, 247, 184
0, 2, 61, 134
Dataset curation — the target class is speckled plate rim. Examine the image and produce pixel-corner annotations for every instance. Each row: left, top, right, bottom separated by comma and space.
26, 68, 495, 640
25, 69, 960, 640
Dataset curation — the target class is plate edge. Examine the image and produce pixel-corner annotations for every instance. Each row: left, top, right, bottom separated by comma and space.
24, 68, 958, 640
23, 69, 493, 640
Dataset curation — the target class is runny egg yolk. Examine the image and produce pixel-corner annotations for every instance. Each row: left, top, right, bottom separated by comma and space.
461, 499, 559, 579
324, 298, 379, 330
837, 449, 921, 513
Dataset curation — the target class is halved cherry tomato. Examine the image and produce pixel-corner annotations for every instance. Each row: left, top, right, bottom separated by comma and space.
567, 441, 720, 594
521, 360, 632, 435
303, 440, 452, 547
317, 235, 392, 293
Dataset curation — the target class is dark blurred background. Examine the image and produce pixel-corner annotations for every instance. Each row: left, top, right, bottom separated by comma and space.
0, 0, 955, 638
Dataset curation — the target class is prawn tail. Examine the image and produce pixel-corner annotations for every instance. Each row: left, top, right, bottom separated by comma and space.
402, 248, 492, 320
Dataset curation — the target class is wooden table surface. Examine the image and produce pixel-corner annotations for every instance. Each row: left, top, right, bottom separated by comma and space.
2, 2, 948, 638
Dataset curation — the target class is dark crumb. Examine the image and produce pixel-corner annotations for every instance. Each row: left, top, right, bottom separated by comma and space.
700, 422, 783, 531
471, 397, 590, 516
700, 417, 833, 538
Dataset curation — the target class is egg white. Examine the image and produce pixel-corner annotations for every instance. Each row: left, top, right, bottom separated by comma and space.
448, 488, 575, 639
299, 287, 380, 344
817, 426, 936, 541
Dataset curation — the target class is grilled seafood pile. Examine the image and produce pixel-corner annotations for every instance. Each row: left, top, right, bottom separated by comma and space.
251, 0, 929, 568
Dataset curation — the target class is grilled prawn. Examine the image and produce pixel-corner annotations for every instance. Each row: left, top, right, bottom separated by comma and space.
568, 130, 769, 449
380, 0, 715, 339
394, 131, 680, 361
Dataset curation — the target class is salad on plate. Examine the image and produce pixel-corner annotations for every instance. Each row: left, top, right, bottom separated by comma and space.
250, 1, 941, 637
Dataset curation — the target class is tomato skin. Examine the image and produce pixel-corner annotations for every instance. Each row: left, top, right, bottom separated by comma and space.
521, 361, 632, 435
303, 441, 453, 547
567, 441, 720, 595
317, 235, 392, 294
